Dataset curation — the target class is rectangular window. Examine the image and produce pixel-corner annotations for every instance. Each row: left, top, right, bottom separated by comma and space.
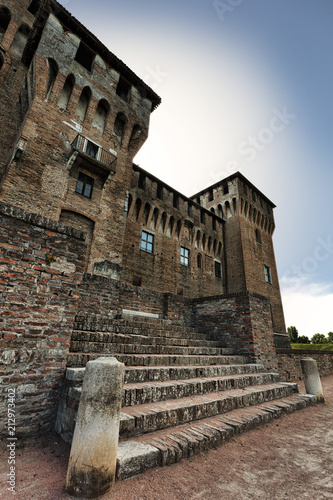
141, 231, 154, 253
215, 261, 222, 278
180, 247, 190, 266
75, 42, 95, 72
264, 265, 272, 284
75, 172, 94, 198
209, 189, 214, 201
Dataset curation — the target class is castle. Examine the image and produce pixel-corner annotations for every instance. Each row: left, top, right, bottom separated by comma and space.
4, 0, 331, 484
0, 0, 285, 332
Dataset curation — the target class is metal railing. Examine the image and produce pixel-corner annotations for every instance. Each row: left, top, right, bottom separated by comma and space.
72, 135, 117, 168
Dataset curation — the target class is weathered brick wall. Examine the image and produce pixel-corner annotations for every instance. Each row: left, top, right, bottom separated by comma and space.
276, 350, 333, 382
0, 202, 86, 435
77, 274, 192, 325
191, 291, 278, 372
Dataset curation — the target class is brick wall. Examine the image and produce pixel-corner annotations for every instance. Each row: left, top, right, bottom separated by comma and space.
77, 274, 192, 325
276, 349, 333, 382
0, 202, 86, 435
191, 291, 279, 372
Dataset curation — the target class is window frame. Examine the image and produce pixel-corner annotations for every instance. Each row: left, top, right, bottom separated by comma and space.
180, 246, 190, 267
264, 264, 272, 284
215, 261, 222, 278
75, 172, 94, 199
141, 230, 154, 254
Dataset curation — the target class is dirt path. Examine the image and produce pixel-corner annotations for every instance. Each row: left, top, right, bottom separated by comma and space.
1, 376, 332, 500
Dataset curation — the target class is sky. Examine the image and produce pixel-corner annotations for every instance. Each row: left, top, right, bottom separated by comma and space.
61, 0, 333, 338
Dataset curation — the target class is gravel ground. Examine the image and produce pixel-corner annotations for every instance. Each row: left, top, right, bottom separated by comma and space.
1, 375, 332, 500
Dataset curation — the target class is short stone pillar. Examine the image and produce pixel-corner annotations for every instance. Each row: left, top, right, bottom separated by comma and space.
66, 357, 125, 498
301, 358, 325, 403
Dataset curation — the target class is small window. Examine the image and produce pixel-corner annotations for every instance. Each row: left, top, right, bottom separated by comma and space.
222, 182, 229, 195
75, 173, 94, 198
157, 183, 163, 200
28, 0, 39, 15
173, 193, 179, 209
200, 210, 205, 224
75, 42, 95, 72
215, 261, 222, 278
264, 265, 272, 284
252, 191, 257, 202
133, 276, 142, 287
197, 253, 202, 269
180, 247, 189, 266
188, 203, 193, 217
212, 217, 216, 231
138, 172, 146, 189
116, 76, 131, 102
209, 190, 214, 201
255, 229, 261, 245
196, 196, 200, 204
141, 231, 154, 253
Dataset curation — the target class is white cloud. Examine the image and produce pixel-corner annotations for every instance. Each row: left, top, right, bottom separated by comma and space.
281, 276, 333, 338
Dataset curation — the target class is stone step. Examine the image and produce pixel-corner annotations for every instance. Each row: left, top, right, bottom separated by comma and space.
67, 352, 251, 368
122, 372, 280, 406
119, 382, 298, 438
69, 340, 233, 357
124, 363, 266, 384
71, 331, 227, 349
117, 392, 317, 480
73, 323, 216, 342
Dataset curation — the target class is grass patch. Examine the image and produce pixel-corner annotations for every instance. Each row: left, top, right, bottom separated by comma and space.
291, 343, 333, 351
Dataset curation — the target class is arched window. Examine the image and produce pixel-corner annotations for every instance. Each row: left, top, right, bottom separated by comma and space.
11, 24, 30, 56
210, 207, 215, 214
208, 236, 212, 254
159, 212, 167, 234
133, 198, 142, 222
195, 230, 201, 249
176, 220, 182, 240
0, 7, 11, 42
151, 208, 159, 230
197, 253, 202, 269
114, 112, 127, 146
28, 0, 39, 16
232, 197, 237, 215
92, 99, 109, 134
143, 203, 151, 226
255, 229, 261, 245
126, 194, 132, 215
57, 74, 74, 110
76, 86, 91, 121
218, 204, 223, 219
167, 216, 174, 237
46, 58, 58, 100
201, 234, 206, 252
128, 124, 143, 151
225, 201, 232, 218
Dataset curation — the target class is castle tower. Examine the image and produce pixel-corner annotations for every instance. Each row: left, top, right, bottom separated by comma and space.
0, 0, 160, 274
191, 172, 286, 334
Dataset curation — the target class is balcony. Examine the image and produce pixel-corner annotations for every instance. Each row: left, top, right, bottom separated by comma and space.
68, 135, 117, 180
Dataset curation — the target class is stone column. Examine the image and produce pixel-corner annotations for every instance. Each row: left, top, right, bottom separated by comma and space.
66, 357, 125, 498
301, 358, 325, 403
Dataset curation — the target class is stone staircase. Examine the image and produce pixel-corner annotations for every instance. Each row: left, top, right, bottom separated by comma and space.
57, 313, 317, 480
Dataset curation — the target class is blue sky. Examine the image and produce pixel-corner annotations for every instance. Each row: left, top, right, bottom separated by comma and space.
62, 0, 333, 337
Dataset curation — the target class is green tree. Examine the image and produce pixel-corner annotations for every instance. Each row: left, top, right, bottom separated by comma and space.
327, 332, 333, 343
287, 326, 299, 343
311, 333, 327, 344
298, 335, 310, 344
